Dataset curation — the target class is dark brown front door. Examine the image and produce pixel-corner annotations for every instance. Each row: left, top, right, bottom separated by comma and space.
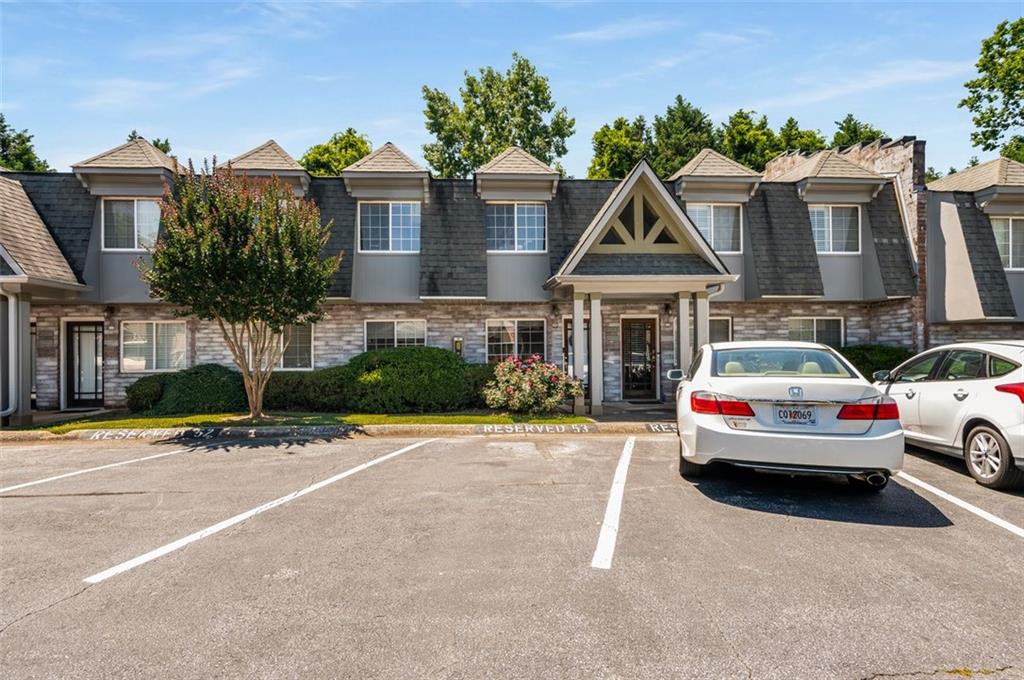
66, 321, 103, 408
621, 318, 657, 400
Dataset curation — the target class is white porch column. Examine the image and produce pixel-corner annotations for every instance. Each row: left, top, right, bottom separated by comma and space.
1, 291, 33, 427
572, 292, 586, 416
588, 293, 603, 415
694, 292, 710, 349
676, 292, 691, 372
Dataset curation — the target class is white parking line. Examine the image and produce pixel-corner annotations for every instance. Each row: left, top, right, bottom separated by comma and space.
896, 472, 1024, 539
84, 438, 436, 584
591, 436, 636, 570
0, 449, 190, 495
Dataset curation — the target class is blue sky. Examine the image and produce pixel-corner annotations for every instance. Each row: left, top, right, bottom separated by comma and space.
2, 1, 1021, 176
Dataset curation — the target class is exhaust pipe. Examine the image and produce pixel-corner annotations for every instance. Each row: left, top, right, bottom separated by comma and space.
858, 472, 888, 488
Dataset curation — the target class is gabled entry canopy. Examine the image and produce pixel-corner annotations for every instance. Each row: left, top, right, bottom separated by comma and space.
547, 160, 735, 294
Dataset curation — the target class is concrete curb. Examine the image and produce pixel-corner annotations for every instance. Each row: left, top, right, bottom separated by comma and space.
1, 421, 678, 443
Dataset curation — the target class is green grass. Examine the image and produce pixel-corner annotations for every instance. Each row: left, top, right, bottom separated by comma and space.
43, 411, 591, 434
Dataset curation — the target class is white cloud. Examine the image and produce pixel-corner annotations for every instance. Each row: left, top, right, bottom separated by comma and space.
751, 59, 975, 110
75, 79, 169, 110
557, 17, 681, 42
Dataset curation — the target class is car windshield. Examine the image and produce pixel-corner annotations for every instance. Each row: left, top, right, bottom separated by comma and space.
713, 347, 855, 378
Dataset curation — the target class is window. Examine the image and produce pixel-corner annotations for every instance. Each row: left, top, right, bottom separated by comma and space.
688, 317, 733, 343
486, 203, 546, 252
809, 205, 859, 254
121, 321, 186, 372
103, 199, 161, 251
712, 347, 854, 378
689, 204, 741, 253
280, 324, 314, 370
990, 355, 1019, 378
365, 320, 427, 350
992, 217, 1024, 269
788, 318, 844, 347
358, 202, 420, 252
937, 350, 987, 381
892, 352, 944, 383
486, 320, 545, 362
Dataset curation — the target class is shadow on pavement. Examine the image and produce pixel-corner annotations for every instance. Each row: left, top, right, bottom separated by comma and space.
172, 428, 363, 452
688, 465, 953, 528
905, 445, 1024, 499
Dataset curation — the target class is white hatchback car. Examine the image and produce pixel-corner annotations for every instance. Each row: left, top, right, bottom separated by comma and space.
668, 341, 904, 491
875, 340, 1024, 490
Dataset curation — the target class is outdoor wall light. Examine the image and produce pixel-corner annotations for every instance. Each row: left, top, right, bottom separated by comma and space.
452, 336, 464, 356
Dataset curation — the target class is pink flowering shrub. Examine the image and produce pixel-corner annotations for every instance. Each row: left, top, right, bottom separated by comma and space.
483, 355, 583, 414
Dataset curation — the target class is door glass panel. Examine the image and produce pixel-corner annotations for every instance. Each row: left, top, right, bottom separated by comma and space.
622, 319, 656, 399
68, 323, 103, 405
937, 350, 986, 381
893, 353, 943, 383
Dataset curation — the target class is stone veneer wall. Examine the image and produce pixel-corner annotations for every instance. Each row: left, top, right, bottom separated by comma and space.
30, 298, 918, 409
929, 322, 1024, 347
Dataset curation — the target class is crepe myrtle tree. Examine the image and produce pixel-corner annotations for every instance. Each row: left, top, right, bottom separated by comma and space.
140, 163, 341, 419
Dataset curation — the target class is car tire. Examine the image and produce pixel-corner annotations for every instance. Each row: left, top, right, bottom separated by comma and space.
964, 425, 1024, 490
678, 442, 704, 477
847, 474, 889, 492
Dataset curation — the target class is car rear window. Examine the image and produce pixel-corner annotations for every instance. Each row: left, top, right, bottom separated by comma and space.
712, 347, 855, 378
990, 355, 1020, 377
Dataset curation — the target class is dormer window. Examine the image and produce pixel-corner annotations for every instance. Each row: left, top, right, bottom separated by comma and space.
809, 205, 860, 254
992, 217, 1023, 270
688, 204, 741, 253
486, 203, 546, 252
102, 198, 161, 251
358, 201, 421, 253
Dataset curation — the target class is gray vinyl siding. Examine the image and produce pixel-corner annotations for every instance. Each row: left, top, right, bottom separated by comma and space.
487, 254, 551, 301
352, 253, 421, 303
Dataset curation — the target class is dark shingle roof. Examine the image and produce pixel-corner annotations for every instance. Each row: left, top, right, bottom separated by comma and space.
419, 180, 488, 297
4, 172, 95, 282
307, 177, 355, 297
573, 253, 719, 276
746, 183, 824, 297
954, 193, 1017, 318
0, 176, 79, 284
866, 183, 916, 297
548, 180, 619, 274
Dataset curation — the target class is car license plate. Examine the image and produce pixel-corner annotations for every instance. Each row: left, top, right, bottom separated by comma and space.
774, 404, 817, 426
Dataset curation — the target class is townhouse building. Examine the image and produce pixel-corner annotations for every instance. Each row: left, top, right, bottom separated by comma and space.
2, 134, 1022, 425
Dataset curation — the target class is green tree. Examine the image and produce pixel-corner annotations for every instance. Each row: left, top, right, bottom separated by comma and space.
960, 19, 1024, 157
776, 117, 827, 154
299, 128, 372, 176
421, 53, 575, 178
0, 114, 52, 171
587, 116, 653, 179
140, 165, 341, 419
127, 129, 171, 154
719, 110, 778, 171
1000, 136, 1024, 163
831, 114, 885, 147
924, 167, 944, 183
649, 95, 718, 177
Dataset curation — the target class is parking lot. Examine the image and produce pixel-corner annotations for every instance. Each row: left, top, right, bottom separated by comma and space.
2, 433, 1023, 679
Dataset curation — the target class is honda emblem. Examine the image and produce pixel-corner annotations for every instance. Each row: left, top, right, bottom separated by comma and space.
788, 386, 803, 399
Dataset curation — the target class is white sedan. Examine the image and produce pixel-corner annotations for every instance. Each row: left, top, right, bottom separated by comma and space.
875, 340, 1024, 490
667, 341, 904, 491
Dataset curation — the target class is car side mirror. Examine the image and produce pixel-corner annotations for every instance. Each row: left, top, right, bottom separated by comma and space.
666, 368, 686, 381
872, 370, 892, 383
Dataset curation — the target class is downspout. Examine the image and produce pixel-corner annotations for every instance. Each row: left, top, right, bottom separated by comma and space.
0, 290, 19, 417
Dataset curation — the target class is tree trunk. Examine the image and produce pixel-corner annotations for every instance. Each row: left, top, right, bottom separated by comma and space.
217, 318, 282, 422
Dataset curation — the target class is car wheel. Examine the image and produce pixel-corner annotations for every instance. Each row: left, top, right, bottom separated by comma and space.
678, 441, 704, 477
965, 425, 1024, 490
848, 473, 889, 492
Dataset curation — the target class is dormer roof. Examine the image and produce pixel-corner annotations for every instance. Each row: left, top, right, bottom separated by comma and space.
229, 139, 304, 172
773, 150, 883, 182
477, 146, 558, 176
343, 142, 426, 174
0, 176, 80, 287
668, 149, 759, 181
927, 157, 1024, 192
72, 138, 178, 173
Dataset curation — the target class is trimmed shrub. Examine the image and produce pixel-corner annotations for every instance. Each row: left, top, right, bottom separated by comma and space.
264, 371, 315, 412
840, 344, 915, 378
304, 365, 354, 412
150, 363, 247, 415
344, 347, 467, 413
484, 354, 583, 414
125, 373, 172, 413
463, 363, 496, 409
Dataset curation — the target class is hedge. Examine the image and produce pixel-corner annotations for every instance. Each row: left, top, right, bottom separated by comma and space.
839, 344, 915, 378
148, 364, 247, 415
344, 347, 468, 412
125, 373, 172, 413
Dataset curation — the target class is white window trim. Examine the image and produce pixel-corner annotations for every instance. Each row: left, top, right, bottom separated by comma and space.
278, 324, 316, 371
992, 216, 1024, 271
688, 203, 743, 254
356, 200, 422, 254
809, 204, 861, 255
686, 316, 733, 343
484, 318, 548, 361
787, 316, 845, 347
101, 197, 161, 252
485, 201, 548, 254
119, 320, 188, 373
363, 319, 428, 351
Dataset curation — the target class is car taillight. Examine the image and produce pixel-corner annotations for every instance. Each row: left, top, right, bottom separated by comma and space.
995, 383, 1024, 403
690, 391, 755, 417
838, 397, 899, 420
